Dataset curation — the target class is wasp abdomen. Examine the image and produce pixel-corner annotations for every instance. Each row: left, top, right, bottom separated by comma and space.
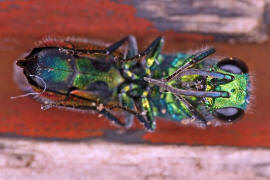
18, 47, 123, 99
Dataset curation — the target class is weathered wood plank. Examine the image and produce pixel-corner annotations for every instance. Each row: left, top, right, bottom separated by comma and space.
1, 0, 270, 147
126, 0, 269, 42
0, 138, 270, 180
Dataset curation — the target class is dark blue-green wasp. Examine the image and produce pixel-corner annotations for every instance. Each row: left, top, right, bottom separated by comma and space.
14, 35, 250, 131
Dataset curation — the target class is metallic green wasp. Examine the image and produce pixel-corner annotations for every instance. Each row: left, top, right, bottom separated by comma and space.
13, 35, 250, 131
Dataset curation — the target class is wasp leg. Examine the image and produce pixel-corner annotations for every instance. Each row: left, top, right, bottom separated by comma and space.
139, 97, 155, 131
41, 97, 129, 128
122, 70, 139, 80
40, 102, 55, 110
98, 109, 129, 127
73, 36, 163, 63
144, 77, 228, 98
121, 36, 163, 62
117, 83, 155, 131
106, 35, 138, 58
164, 48, 216, 82
119, 93, 134, 128
179, 69, 233, 80
134, 88, 155, 131
74, 35, 138, 57
123, 84, 155, 131
67, 35, 138, 57
71, 48, 110, 55
107, 35, 163, 63
118, 84, 136, 128
109, 104, 155, 131
121, 65, 141, 80
112, 36, 163, 63
106, 36, 163, 70
143, 37, 164, 76
173, 94, 207, 127
118, 83, 150, 127
65, 36, 163, 66
121, 36, 164, 79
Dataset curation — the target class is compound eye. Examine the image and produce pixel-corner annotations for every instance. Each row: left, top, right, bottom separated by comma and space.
217, 58, 248, 74
213, 107, 244, 122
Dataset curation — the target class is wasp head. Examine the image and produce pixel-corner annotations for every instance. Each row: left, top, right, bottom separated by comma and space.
205, 58, 250, 122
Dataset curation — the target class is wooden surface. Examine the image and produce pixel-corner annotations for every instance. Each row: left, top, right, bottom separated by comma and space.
0, 0, 270, 147
1, 1, 270, 179
125, 0, 269, 42
0, 139, 270, 180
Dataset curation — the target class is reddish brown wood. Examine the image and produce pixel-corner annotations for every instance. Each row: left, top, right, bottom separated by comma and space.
0, 0, 269, 146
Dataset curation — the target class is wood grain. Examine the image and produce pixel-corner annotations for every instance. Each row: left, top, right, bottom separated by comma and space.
125, 0, 269, 42
0, 138, 270, 180
0, 0, 270, 146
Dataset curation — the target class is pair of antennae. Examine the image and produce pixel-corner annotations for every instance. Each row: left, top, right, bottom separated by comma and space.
144, 48, 230, 98
144, 48, 232, 126
10, 75, 47, 100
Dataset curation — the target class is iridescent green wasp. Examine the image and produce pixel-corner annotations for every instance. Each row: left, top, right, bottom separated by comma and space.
14, 35, 250, 131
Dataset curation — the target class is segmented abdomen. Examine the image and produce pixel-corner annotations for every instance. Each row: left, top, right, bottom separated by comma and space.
34, 48, 123, 101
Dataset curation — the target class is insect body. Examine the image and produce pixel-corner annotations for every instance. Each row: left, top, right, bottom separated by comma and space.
14, 36, 250, 131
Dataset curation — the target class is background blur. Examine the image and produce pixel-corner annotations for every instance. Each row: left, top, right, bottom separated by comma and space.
1, 0, 270, 179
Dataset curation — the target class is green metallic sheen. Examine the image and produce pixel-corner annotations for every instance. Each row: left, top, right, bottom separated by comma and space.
205, 67, 249, 111
146, 53, 202, 121
38, 56, 72, 82
73, 58, 123, 90
145, 51, 249, 122
16, 36, 250, 131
